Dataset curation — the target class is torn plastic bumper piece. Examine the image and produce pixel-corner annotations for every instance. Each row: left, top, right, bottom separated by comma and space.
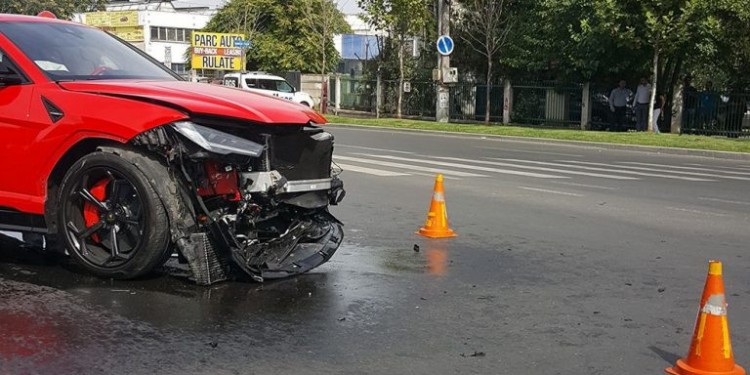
230, 213, 344, 281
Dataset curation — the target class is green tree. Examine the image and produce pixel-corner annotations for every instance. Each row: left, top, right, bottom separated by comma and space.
0, 0, 106, 19
456, 0, 514, 123
359, 0, 431, 118
204, 0, 348, 73
300, 0, 351, 110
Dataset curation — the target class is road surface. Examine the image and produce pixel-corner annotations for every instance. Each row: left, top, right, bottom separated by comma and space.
1, 126, 748, 374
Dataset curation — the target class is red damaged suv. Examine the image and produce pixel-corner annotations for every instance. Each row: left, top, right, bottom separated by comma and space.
0, 14, 344, 284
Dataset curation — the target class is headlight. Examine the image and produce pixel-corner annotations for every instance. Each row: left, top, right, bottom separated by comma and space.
171, 121, 264, 157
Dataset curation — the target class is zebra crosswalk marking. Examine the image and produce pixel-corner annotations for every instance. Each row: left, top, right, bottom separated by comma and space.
493, 158, 714, 182
355, 154, 569, 179
622, 162, 750, 176
559, 160, 750, 181
333, 163, 410, 177
335, 156, 488, 177
432, 156, 639, 180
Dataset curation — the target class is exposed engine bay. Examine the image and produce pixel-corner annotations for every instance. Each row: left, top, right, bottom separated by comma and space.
131, 119, 345, 285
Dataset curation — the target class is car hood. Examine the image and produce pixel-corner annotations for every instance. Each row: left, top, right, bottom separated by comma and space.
58, 80, 326, 125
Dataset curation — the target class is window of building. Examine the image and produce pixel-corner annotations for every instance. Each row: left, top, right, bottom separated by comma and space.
170, 63, 186, 74
150, 27, 192, 43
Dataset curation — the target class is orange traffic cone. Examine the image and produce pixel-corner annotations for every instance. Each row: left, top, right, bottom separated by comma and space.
417, 174, 457, 238
666, 261, 746, 375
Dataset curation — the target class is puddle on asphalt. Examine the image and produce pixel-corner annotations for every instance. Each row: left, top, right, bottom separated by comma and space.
0, 233, 532, 332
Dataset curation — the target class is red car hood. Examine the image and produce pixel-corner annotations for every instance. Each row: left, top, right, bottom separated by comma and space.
58, 80, 326, 125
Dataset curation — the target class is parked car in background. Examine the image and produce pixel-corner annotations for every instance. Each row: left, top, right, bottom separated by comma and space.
222, 71, 315, 108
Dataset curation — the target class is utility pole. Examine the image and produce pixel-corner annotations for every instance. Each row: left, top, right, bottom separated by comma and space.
435, 0, 450, 122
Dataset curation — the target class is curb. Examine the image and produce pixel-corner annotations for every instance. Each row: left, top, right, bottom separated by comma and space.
327, 123, 750, 161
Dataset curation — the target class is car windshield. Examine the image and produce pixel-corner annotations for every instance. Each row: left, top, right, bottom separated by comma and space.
0, 21, 179, 81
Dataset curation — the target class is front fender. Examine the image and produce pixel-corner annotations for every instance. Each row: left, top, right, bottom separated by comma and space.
23, 83, 189, 213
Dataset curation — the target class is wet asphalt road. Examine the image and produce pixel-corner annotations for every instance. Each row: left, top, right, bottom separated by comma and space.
2, 126, 750, 375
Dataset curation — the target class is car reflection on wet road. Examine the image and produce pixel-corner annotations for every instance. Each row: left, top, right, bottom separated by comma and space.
1, 232, 526, 375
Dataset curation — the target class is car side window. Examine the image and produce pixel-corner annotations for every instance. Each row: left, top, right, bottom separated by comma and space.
244, 78, 257, 88
257, 79, 276, 91
276, 80, 294, 93
0, 49, 29, 83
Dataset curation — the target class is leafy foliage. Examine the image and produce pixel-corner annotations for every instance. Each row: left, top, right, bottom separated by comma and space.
204, 0, 349, 73
0, 0, 106, 19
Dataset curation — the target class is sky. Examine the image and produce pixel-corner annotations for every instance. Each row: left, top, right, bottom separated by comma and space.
172, 0, 363, 14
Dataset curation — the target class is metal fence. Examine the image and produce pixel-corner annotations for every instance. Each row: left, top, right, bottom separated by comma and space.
450, 83, 504, 122
512, 83, 583, 129
337, 76, 376, 112
331, 76, 749, 138
381, 80, 437, 118
680, 92, 750, 138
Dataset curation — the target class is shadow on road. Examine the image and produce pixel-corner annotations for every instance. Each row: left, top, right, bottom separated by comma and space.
649, 345, 681, 365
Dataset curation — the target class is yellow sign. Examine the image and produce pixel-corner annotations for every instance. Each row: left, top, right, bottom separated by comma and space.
191, 31, 246, 71
84, 11, 143, 41
101, 26, 144, 42
84, 11, 139, 27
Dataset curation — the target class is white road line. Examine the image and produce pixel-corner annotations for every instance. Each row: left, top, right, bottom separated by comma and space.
431, 156, 638, 180
621, 162, 750, 176
518, 186, 584, 197
336, 156, 488, 177
355, 154, 569, 179
493, 158, 714, 182
684, 163, 750, 171
477, 147, 584, 157
698, 197, 750, 206
666, 207, 730, 217
559, 160, 750, 181
550, 181, 620, 191
337, 145, 417, 154
334, 163, 410, 177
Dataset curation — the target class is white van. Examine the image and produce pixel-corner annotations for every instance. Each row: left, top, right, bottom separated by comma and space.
222, 72, 315, 108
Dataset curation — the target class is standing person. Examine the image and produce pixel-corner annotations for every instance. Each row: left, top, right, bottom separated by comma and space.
609, 80, 631, 131
681, 76, 698, 129
725, 87, 748, 138
634, 77, 652, 131
698, 81, 718, 128
652, 92, 665, 133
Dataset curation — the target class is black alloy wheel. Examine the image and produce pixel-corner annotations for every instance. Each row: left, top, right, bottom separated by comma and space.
57, 150, 171, 279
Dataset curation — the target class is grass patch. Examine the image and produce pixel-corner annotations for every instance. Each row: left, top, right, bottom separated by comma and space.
326, 115, 750, 153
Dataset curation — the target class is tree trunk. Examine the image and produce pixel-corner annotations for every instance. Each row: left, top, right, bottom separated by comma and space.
665, 56, 684, 131
397, 37, 404, 119
485, 58, 492, 124
648, 49, 659, 132
321, 37, 327, 113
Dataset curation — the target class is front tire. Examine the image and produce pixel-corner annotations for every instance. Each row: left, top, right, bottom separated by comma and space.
57, 149, 171, 279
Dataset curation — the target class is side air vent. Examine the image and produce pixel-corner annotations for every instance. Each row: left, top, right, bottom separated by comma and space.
41, 97, 64, 123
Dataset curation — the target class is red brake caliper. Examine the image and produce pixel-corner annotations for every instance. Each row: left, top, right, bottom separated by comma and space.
82, 178, 110, 243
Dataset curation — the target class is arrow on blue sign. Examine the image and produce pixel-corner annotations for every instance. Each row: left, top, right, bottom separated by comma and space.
436, 35, 454, 56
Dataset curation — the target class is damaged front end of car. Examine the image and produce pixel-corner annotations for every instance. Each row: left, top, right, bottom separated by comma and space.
131, 119, 345, 285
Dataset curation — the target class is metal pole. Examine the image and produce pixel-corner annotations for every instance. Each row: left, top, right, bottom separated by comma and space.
435, 0, 450, 123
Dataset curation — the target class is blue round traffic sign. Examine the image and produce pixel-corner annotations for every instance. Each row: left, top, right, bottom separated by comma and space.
436, 35, 454, 56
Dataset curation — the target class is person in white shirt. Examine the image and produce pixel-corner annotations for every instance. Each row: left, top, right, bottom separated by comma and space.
608, 80, 631, 131
634, 77, 652, 131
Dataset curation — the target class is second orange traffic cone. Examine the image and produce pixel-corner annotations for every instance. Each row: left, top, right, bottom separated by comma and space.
666, 260, 745, 375
417, 174, 457, 238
